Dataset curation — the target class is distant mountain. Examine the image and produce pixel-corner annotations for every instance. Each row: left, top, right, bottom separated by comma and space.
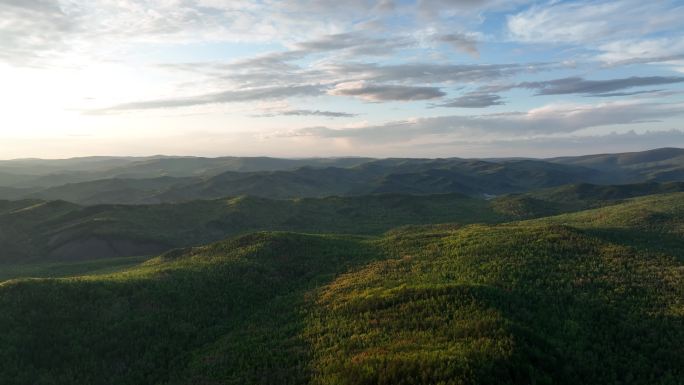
0, 156, 374, 188
548, 147, 684, 182
0, 148, 682, 204
0, 156, 148, 175
10, 158, 604, 204
100, 156, 375, 177
25, 176, 198, 205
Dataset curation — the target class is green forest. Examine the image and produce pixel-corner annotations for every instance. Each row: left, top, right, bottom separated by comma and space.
3, 0, 684, 380
0, 191, 682, 384
0, 149, 683, 384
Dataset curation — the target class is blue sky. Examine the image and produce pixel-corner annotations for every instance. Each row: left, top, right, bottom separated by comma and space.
1, 0, 683, 158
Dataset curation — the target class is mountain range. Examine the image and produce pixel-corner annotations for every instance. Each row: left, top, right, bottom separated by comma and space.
1, 148, 683, 204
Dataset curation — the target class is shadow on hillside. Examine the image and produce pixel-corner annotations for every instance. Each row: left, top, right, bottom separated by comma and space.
0, 233, 387, 385
491, 285, 684, 384
581, 228, 684, 261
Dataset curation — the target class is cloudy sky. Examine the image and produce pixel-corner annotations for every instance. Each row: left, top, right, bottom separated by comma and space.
1, 0, 684, 158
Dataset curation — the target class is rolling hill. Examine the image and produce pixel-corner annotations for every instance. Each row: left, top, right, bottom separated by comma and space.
1, 148, 683, 204
0, 193, 503, 263
1, 158, 604, 204
0, 192, 681, 384
0, 156, 373, 189
4, 182, 684, 264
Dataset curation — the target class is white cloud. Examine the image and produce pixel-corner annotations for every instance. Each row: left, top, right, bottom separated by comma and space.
0, 0, 394, 67
276, 100, 684, 143
95, 84, 325, 112
507, 1, 684, 44
597, 38, 684, 65
0, 0, 537, 67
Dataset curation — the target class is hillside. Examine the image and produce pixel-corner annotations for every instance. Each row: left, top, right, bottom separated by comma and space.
0, 193, 682, 384
0, 193, 504, 263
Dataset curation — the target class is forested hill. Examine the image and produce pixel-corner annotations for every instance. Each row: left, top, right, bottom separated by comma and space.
0, 192, 682, 384
3, 182, 683, 263
0, 148, 682, 384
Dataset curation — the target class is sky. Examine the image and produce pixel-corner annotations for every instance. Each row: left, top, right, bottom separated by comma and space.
1, 0, 684, 159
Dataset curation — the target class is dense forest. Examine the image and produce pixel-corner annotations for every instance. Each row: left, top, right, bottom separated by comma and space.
0, 149, 682, 384
0, 190, 682, 384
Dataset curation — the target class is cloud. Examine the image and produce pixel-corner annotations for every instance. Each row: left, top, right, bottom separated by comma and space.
114, 58, 545, 111
97, 85, 325, 112
253, 109, 357, 118
437, 33, 479, 57
590, 90, 666, 98
326, 62, 545, 84
276, 101, 684, 143
507, 1, 684, 44
291, 31, 412, 56
410, 130, 684, 158
507, 1, 684, 68
329, 81, 446, 101
597, 38, 684, 65
418, 0, 530, 18
520, 76, 684, 96
214, 60, 544, 92
0, 0, 77, 65
0, 0, 401, 67
434, 93, 504, 108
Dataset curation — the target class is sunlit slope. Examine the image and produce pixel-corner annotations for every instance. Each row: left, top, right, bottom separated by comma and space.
528, 191, 684, 233
306, 223, 683, 385
0, 194, 682, 384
